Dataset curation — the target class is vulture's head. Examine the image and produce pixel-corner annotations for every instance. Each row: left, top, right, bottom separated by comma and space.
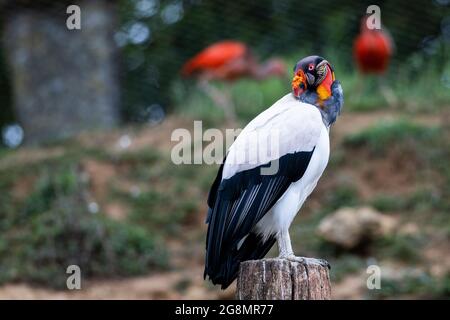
292, 55, 335, 101
292, 55, 344, 125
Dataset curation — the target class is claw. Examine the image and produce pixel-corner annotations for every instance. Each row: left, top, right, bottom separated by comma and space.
279, 255, 331, 270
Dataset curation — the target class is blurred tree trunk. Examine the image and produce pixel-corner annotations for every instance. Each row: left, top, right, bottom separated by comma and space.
2, 0, 120, 144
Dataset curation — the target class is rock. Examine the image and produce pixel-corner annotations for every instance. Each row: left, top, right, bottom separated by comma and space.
317, 206, 396, 249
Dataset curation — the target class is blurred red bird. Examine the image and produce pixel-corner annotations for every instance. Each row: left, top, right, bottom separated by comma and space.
181, 40, 286, 81
353, 18, 393, 74
181, 41, 286, 121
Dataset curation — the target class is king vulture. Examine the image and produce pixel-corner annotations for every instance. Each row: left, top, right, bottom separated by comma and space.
204, 55, 344, 289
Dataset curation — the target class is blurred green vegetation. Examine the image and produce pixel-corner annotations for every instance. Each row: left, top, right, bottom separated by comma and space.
0, 151, 168, 288
344, 119, 441, 153
344, 119, 450, 210
0, 130, 222, 288
112, 162, 203, 235
374, 234, 423, 262
369, 272, 450, 299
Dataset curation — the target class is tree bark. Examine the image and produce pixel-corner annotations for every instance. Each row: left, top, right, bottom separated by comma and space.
236, 258, 331, 300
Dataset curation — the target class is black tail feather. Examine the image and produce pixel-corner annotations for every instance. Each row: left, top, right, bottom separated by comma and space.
204, 232, 276, 289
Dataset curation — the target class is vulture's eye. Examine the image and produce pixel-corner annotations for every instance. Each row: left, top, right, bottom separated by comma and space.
308, 64, 315, 71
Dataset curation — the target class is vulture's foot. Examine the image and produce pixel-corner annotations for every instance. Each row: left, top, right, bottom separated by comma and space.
280, 255, 331, 269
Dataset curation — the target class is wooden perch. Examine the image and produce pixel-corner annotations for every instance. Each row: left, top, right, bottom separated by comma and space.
236, 258, 331, 300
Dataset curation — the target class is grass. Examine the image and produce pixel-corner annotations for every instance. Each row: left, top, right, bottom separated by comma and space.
344, 119, 440, 154
0, 153, 168, 288
108, 153, 214, 235
344, 119, 450, 215
0, 129, 221, 288
109, 148, 161, 165
373, 234, 423, 263
320, 184, 360, 213
369, 272, 450, 299
116, 188, 199, 234
329, 254, 366, 282
370, 194, 407, 213
371, 188, 444, 213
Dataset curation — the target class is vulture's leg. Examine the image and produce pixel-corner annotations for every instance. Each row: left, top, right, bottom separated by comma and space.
276, 229, 294, 258
277, 229, 330, 269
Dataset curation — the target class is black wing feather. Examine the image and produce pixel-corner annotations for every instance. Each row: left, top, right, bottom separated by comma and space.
204, 149, 314, 288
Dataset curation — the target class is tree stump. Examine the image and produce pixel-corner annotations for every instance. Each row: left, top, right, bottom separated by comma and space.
236, 258, 331, 300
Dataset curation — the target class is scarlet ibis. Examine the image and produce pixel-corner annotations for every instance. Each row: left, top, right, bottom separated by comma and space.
181, 41, 286, 121
204, 56, 344, 289
353, 17, 393, 74
353, 17, 396, 105
182, 41, 286, 80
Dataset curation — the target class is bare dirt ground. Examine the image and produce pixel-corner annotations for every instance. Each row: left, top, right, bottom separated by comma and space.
0, 111, 445, 300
